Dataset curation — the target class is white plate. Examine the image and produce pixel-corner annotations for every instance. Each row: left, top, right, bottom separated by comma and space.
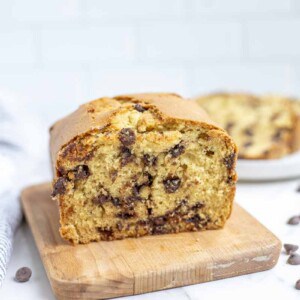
237, 151, 300, 181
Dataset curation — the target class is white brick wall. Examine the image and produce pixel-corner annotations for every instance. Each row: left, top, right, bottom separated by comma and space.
0, 0, 299, 124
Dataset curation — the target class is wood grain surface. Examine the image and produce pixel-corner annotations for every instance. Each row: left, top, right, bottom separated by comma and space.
21, 183, 281, 300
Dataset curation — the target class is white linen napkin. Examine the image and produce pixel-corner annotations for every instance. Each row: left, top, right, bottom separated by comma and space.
0, 95, 49, 287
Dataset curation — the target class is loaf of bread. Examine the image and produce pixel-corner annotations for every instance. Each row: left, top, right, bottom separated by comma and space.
50, 93, 237, 244
195, 93, 300, 159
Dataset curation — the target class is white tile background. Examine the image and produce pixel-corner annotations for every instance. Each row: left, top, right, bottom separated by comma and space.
0, 0, 300, 124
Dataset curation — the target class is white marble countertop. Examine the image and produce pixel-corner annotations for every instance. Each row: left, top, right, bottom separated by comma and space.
1, 179, 300, 300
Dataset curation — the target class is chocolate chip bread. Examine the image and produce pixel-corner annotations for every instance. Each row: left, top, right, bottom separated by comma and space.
50, 93, 237, 244
195, 93, 300, 159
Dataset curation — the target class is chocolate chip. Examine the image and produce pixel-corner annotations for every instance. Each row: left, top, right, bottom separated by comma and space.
223, 153, 236, 170
143, 154, 157, 166
205, 150, 214, 157
152, 225, 167, 235
147, 207, 153, 215
0, 140, 19, 151
97, 228, 113, 240
226, 176, 235, 184
295, 279, 300, 290
244, 128, 254, 136
116, 222, 123, 231
119, 128, 136, 147
178, 199, 188, 207
153, 217, 166, 226
93, 193, 111, 206
191, 202, 204, 210
272, 128, 290, 142
284, 244, 299, 255
169, 143, 185, 158
133, 104, 147, 112
243, 141, 253, 148
52, 177, 67, 197
15, 267, 32, 283
116, 211, 136, 219
132, 184, 140, 197
287, 216, 300, 225
74, 165, 90, 180
272, 130, 282, 142
143, 172, 153, 186
110, 170, 118, 182
125, 195, 143, 203
111, 197, 121, 207
225, 122, 235, 133
287, 253, 300, 265
120, 146, 134, 166
186, 214, 201, 223
163, 176, 181, 193
133, 173, 153, 196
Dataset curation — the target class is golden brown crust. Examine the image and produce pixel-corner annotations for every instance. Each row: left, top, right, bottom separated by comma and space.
50, 93, 223, 174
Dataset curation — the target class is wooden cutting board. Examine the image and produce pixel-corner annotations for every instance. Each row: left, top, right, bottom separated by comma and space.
21, 183, 281, 300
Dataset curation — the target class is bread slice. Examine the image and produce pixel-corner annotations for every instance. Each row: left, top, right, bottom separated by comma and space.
195, 93, 298, 159
50, 93, 237, 244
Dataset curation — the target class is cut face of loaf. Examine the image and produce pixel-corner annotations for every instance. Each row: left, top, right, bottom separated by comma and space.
50, 94, 237, 244
195, 93, 298, 159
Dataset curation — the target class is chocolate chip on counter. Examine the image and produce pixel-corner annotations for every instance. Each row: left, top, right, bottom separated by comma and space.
287, 253, 300, 265
295, 279, 300, 290
133, 104, 146, 113
169, 143, 185, 158
15, 267, 32, 283
74, 165, 90, 180
223, 153, 236, 170
51, 177, 67, 197
93, 193, 111, 206
287, 216, 300, 225
163, 176, 181, 193
120, 146, 134, 166
119, 128, 136, 147
143, 154, 157, 167
284, 244, 299, 255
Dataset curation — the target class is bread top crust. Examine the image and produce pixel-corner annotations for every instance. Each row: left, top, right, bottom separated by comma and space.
50, 93, 233, 174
